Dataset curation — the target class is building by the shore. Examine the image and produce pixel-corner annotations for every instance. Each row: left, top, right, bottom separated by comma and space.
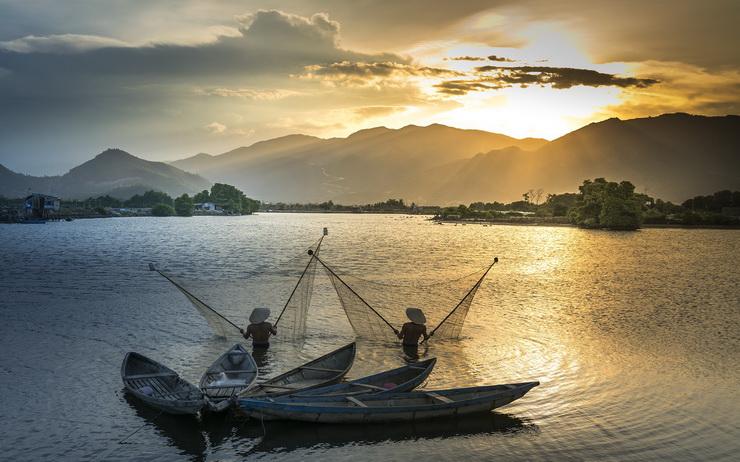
24, 193, 60, 219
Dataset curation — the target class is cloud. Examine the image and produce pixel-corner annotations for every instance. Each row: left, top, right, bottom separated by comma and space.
353, 106, 407, 119
205, 121, 226, 134
236, 10, 341, 48
0, 34, 130, 54
196, 87, 300, 100
445, 56, 487, 61
300, 61, 461, 87
603, 61, 740, 118
434, 79, 503, 95
433, 65, 659, 95
488, 55, 515, 62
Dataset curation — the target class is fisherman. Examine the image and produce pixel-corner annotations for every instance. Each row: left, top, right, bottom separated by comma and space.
240, 307, 277, 349
396, 307, 430, 359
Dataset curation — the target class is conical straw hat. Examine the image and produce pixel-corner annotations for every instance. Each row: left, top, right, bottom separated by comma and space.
249, 307, 271, 324
406, 307, 426, 324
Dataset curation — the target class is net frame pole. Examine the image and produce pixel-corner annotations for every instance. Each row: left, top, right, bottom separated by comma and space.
149, 264, 241, 331
274, 234, 324, 327
312, 254, 398, 334
427, 257, 498, 339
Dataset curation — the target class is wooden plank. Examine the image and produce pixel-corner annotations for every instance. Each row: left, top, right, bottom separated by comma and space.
426, 392, 454, 404
125, 372, 178, 380
259, 384, 298, 390
355, 383, 388, 391
346, 396, 367, 407
206, 370, 250, 375
300, 366, 343, 373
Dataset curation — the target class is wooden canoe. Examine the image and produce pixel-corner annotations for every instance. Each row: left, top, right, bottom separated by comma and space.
121, 352, 204, 415
239, 381, 539, 423
287, 358, 437, 399
239, 343, 356, 398
200, 344, 258, 411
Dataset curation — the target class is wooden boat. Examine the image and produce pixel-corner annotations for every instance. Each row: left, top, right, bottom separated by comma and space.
239, 343, 356, 398
287, 358, 437, 399
121, 352, 204, 415
200, 344, 258, 411
239, 381, 539, 423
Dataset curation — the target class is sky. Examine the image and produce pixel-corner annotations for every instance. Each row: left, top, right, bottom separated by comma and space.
0, 0, 738, 174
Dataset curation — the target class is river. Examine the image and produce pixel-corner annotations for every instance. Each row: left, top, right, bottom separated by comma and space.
0, 214, 738, 461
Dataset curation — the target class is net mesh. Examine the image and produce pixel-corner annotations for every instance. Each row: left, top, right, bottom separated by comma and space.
155, 238, 323, 341
274, 242, 321, 341
179, 287, 235, 338
320, 259, 495, 341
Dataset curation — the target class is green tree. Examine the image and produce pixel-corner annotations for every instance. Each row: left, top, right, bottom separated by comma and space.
124, 190, 173, 208
174, 194, 194, 217
569, 178, 642, 230
151, 203, 175, 217
193, 190, 210, 203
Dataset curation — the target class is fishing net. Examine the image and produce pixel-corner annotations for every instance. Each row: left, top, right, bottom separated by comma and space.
319, 258, 496, 341
273, 242, 321, 341
153, 237, 324, 341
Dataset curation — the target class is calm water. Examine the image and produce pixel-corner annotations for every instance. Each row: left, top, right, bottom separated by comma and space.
0, 214, 738, 461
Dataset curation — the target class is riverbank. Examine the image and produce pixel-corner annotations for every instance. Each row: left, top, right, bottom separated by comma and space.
432, 217, 740, 229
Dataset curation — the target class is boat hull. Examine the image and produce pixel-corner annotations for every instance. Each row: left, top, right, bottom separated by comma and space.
239, 382, 538, 424
240, 342, 356, 398
121, 352, 205, 415
200, 343, 258, 411
286, 358, 437, 399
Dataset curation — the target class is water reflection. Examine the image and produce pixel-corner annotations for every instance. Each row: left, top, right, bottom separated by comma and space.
122, 393, 206, 460
245, 412, 535, 456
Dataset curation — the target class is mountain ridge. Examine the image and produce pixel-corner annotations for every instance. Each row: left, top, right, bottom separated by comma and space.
0, 148, 211, 199
2, 114, 738, 203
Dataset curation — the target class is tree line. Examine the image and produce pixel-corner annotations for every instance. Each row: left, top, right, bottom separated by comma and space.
59, 183, 260, 217
436, 179, 740, 230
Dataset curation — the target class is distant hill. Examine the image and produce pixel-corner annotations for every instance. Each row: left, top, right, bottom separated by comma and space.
4, 114, 738, 204
171, 124, 549, 203
430, 113, 740, 203
0, 149, 211, 199
168, 115, 739, 204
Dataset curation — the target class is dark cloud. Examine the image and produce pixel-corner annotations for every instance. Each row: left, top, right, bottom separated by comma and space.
474, 65, 659, 89
0, 10, 403, 171
488, 55, 514, 62
434, 66, 659, 95
434, 80, 503, 95
300, 61, 462, 85
304, 61, 461, 78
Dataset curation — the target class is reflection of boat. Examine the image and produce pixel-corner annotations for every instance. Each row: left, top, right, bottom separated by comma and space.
121, 352, 204, 415
240, 382, 539, 423
122, 393, 207, 455
248, 412, 532, 455
240, 343, 356, 398
288, 357, 436, 398
200, 344, 257, 411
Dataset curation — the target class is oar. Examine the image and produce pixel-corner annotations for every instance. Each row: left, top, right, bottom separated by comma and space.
423, 257, 498, 344
149, 263, 241, 332
310, 250, 400, 336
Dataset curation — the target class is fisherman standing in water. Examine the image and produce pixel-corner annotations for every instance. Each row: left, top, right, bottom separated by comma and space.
240, 307, 277, 349
396, 307, 430, 359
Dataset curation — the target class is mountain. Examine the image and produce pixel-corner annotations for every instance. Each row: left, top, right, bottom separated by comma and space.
4, 114, 737, 204
0, 149, 211, 199
430, 113, 740, 203
171, 124, 548, 203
